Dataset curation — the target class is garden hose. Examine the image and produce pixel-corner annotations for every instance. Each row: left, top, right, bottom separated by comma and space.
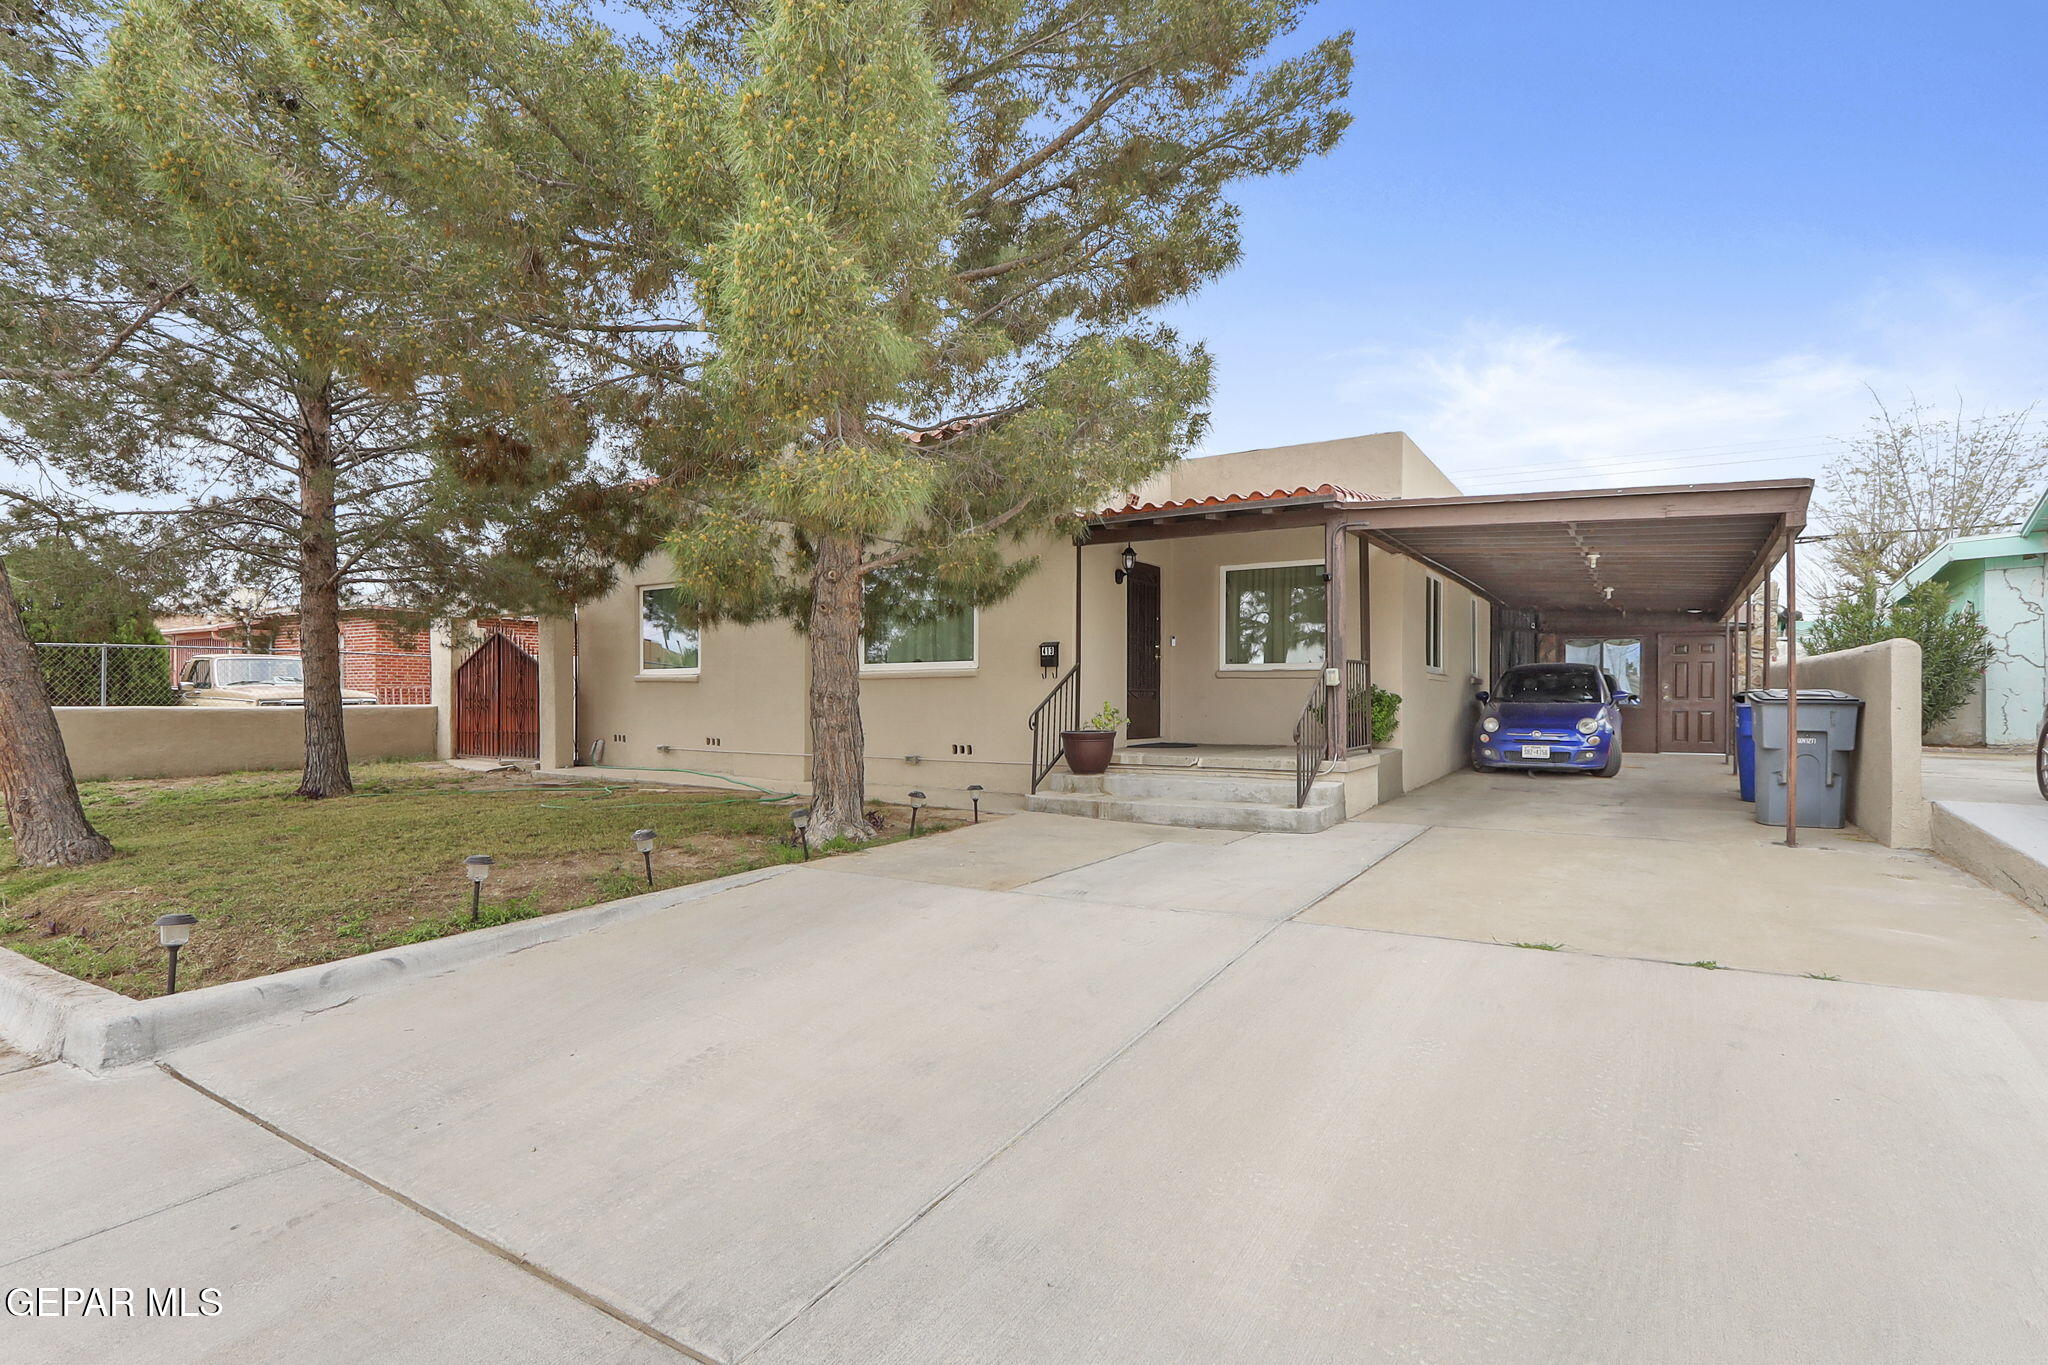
537, 772, 798, 809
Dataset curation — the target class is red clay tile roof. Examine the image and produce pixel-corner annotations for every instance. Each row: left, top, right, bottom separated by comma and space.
1096, 482, 1381, 519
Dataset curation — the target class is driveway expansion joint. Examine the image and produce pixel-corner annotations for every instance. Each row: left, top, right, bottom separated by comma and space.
155, 1060, 722, 1364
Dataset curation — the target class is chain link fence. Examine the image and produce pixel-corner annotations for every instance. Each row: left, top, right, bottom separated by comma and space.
33, 642, 434, 708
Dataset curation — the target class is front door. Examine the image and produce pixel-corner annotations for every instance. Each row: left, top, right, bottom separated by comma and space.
1125, 561, 1162, 740
1656, 632, 1727, 753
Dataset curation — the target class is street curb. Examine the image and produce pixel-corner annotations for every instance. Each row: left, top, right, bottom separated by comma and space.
0, 863, 799, 1075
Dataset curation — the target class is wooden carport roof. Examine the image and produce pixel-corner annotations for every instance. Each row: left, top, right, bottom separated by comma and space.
1085, 478, 1812, 620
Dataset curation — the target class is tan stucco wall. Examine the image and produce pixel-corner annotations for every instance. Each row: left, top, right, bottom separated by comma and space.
1368, 545, 1490, 790
1770, 638, 1928, 848
554, 431, 1480, 802
1164, 431, 1423, 501
54, 705, 437, 781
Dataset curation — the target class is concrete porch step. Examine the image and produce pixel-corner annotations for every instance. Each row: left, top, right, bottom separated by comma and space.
1039, 769, 1342, 808
1027, 768, 1347, 834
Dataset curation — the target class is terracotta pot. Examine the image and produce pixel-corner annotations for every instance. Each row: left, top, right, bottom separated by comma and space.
1061, 729, 1116, 775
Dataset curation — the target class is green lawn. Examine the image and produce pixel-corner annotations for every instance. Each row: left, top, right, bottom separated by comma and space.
0, 762, 952, 999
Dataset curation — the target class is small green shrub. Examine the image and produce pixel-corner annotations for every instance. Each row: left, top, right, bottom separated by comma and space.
1803, 581, 1995, 734
1084, 702, 1127, 731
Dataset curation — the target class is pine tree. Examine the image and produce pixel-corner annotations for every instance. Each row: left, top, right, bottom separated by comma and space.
242, 0, 1352, 839
2, 0, 663, 802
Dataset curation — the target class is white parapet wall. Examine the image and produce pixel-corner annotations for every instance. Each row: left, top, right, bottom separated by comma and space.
53, 704, 439, 781
1771, 638, 1928, 849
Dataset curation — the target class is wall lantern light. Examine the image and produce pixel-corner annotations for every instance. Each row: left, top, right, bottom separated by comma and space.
1114, 545, 1138, 584
632, 829, 657, 887
154, 913, 198, 996
464, 854, 494, 922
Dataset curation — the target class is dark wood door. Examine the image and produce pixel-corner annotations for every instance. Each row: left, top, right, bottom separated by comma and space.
454, 632, 540, 759
1125, 561, 1161, 740
1656, 632, 1727, 753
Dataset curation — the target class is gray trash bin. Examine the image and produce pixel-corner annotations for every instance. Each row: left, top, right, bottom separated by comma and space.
1747, 688, 1863, 828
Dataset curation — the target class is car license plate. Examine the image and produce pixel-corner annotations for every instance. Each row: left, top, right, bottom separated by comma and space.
1521, 744, 1551, 758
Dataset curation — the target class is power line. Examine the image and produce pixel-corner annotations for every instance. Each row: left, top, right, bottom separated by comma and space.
1444, 432, 1846, 481
1466, 446, 1839, 491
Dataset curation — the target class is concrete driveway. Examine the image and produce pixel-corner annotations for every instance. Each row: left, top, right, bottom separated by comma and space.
1323, 752, 2048, 998
7, 806, 2048, 1363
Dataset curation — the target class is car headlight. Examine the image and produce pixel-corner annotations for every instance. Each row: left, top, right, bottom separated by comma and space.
1481, 717, 1500, 733
1576, 717, 1600, 735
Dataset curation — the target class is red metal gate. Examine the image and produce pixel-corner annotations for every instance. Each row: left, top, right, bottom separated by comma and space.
454, 632, 540, 759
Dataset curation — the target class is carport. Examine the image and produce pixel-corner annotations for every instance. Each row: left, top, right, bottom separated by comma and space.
1088, 477, 1818, 839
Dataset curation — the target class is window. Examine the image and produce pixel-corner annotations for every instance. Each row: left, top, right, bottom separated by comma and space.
1424, 575, 1444, 673
1565, 638, 1641, 697
862, 574, 977, 670
638, 585, 700, 674
213, 657, 304, 687
1500, 664, 1604, 703
1220, 561, 1325, 669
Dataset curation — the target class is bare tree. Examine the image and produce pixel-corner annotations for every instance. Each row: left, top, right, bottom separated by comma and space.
1819, 393, 2047, 595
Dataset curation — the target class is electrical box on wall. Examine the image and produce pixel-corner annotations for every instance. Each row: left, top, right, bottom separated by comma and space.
1039, 641, 1060, 671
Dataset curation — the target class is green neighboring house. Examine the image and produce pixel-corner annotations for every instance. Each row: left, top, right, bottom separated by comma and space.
1884, 487, 2048, 745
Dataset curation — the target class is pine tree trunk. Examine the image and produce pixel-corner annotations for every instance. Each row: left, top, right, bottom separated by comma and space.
0, 557, 113, 866
294, 383, 353, 799
806, 532, 872, 844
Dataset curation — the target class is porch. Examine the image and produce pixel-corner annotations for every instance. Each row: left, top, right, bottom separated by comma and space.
1028, 475, 1815, 832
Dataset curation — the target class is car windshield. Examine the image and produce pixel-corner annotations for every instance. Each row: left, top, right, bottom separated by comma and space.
211, 657, 304, 686
1498, 666, 1604, 704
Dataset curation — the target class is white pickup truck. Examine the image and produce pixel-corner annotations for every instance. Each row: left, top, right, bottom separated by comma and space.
176, 655, 379, 707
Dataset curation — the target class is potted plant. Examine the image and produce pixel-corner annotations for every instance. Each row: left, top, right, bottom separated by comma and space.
1062, 703, 1125, 775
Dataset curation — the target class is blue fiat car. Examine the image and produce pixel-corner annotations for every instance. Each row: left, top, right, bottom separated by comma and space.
1472, 662, 1635, 778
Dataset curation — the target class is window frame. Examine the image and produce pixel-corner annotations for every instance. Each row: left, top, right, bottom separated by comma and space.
1217, 558, 1329, 672
635, 582, 702, 679
858, 579, 980, 675
1424, 574, 1446, 674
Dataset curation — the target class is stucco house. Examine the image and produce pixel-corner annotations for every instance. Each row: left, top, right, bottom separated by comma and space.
1884, 486, 2048, 746
516, 432, 1810, 830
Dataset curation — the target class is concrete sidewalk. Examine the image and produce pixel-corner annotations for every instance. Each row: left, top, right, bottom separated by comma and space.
7, 808, 2048, 1363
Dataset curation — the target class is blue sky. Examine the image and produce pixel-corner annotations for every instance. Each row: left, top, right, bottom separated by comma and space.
1171, 0, 2048, 508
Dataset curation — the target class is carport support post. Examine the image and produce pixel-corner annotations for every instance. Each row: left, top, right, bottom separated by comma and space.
1783, 535, 1800, 848
1324, 519, 1348, 759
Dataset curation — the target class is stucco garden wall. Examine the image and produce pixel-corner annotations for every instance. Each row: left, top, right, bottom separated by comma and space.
1771, 638, 1928, 848
54, 705, 438, 781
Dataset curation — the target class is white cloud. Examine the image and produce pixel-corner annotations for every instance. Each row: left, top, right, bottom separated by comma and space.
1333, 272, 2048, 500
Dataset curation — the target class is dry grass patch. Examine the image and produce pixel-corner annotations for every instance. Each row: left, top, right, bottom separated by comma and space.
0, 762, 955, 998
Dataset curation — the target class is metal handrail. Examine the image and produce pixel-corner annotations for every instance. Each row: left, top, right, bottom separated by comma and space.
1292, 677, 1330, 808
1344, 658, 1372, 752
1027, 664, 1082, 793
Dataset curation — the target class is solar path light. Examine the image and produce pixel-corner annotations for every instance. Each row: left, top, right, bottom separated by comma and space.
966, 785, 984, 823
907, 790, 927, 836
791, 807, 811, 860
633, 829, 657, 887
154, 913, 197, 996
464, 854, 494, 922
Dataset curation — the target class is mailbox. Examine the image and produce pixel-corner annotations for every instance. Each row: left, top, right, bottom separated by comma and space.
1038, 641, 1061, 671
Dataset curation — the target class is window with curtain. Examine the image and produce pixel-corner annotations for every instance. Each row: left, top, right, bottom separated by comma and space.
639, 586, 700, 672
1565, 638, 1642, 695
1221, 562, 1325, 667
863, 576, 976, 668
1424, 575, 1444, 672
